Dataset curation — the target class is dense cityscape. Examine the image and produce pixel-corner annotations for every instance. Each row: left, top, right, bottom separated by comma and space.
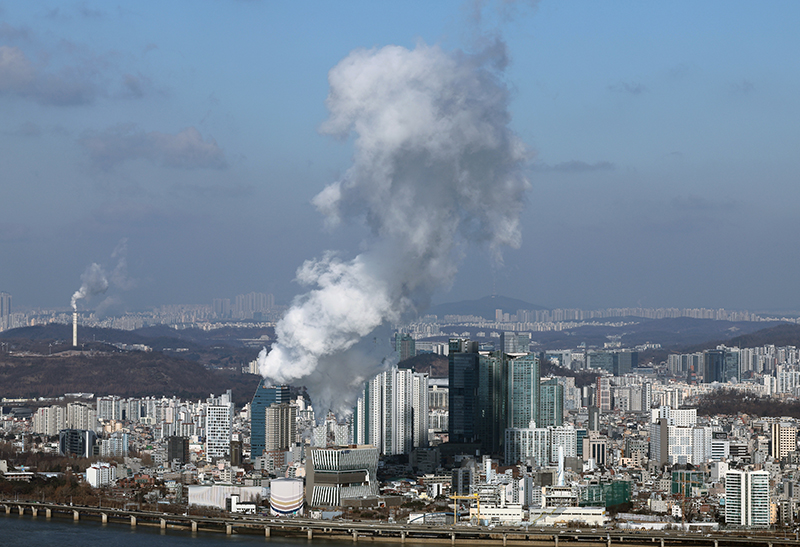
4, 288, 800, 537
3, 1, 799, 545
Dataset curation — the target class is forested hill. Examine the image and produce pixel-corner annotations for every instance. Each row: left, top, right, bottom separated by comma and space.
0, 350, 261, 405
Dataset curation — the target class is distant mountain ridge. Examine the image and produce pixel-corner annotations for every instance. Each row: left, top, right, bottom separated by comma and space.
428, 295, 546, 320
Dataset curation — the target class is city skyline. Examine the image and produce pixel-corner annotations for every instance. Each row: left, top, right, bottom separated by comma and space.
3, 2, 800, 313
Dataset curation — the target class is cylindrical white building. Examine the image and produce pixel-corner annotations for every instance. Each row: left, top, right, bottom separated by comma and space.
270, 478, 304, 516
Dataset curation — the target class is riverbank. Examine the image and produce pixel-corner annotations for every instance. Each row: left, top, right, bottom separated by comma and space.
2, 499, 798, 547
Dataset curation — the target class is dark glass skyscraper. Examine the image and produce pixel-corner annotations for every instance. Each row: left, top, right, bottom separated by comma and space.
250, 380, 290, 459
703, 349, 739, 383
477, 351, 508, 454
448, 338, 479, 443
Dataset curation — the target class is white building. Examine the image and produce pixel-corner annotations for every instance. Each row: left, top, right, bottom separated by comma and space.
528, 507, 607, 526
205, 402, 233, 461
725, 470, 770, 527
353, 366, 428, 455
650, 407, 699, 465
505, 425, 549, 466
99, 431, 128, 457
32, 405, 66, 436
550, 424, 578, 463
86, 462, 117, 488
691, 426, 713, 464
67, 402, 98, 431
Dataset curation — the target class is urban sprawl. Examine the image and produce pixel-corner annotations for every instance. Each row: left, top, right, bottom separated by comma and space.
1, 293, 800, 532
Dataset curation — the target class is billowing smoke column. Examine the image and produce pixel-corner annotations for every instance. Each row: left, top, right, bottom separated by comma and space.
259, 41, 530, 417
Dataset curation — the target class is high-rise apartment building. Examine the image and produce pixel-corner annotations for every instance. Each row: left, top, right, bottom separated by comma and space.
649, 407, 698, 465
233, 292, 274, 319
32, 405, 66, 436
771, 422, 798, 461
505, 425, 550, 466
596, 377, 612, 412
250, 381, 290, 459
265, 403, 297, 451
550, 424, 578, 461
726, 470, 770, 527
67, 403, 97, 431
100, 431, 129, 457
353, 366, 428, 455
507, 353, 540, 429
205, 402, 233, 462
539, 378, 564, 428
212, 298, 231, 318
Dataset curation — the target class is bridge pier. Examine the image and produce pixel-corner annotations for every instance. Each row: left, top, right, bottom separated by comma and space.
608, 535, 612, 547
3, 505, 9, 514
192, 521, 198, 532
46, 508, 51, 519
227, 523, 233, 535
402, 530, 406, 543
308, 528, 313, 540
554, 535, 559, 547
160, 518, 167, 530
451, 532, 456, 544
130, 515, 136, 527
352, 530, 358, 542
502, 533, 507, 546
101, 513, 108, 524
18, 506, 24, 515
264, 526, 270, 538
31, 507, 38, 517
714, 541, 718, 547
661, 538, 664, 547
73, 510, 79, 521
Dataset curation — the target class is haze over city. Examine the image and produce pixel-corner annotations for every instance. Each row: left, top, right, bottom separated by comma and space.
2, 1, 800, 313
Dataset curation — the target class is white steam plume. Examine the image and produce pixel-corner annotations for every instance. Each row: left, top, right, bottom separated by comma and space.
71, 263, 109, 310
259, 41, 530, 417
70, 239, 135, 311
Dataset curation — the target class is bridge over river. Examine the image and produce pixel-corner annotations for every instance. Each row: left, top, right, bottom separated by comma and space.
3, 499, 799, 547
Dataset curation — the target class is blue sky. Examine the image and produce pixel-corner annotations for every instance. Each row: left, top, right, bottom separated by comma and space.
2, 1, 799, 312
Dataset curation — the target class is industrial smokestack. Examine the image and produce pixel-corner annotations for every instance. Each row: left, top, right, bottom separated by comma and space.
72, 310, 78, 347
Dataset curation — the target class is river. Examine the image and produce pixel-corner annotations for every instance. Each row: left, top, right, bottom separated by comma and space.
0, 511, 404, 547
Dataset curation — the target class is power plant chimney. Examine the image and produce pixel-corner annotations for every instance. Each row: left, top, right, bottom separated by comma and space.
72, 309, 78, 347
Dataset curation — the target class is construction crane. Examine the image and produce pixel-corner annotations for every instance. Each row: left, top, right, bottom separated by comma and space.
449, 493, 481, 524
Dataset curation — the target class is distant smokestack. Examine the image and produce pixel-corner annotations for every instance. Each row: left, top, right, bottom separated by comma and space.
73, 310, 78, 347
